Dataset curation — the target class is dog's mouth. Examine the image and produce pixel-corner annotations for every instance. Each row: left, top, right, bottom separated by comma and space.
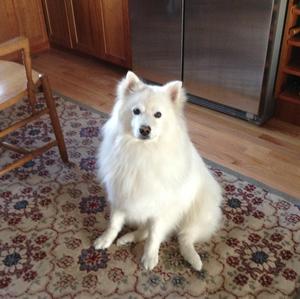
138, 135, 151, 140
137, 136, 153, 142
134, 133, 157, 142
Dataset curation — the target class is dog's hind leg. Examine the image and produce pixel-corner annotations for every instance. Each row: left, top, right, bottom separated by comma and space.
116, 226, 148, 246
94, 210, 125, 250
141, 219, 174, 270
178, 233, 202, 271
178, 185, 223, 271
178, 211, 221, 271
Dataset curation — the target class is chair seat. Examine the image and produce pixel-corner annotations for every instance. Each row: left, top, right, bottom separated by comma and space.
0, 36, 68, 176
0, 60, 40, 109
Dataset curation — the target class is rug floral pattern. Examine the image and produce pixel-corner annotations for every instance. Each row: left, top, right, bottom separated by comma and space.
0, 95, 299, 299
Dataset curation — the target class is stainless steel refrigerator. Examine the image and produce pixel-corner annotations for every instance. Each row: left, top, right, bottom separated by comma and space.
129, 0, 287, 124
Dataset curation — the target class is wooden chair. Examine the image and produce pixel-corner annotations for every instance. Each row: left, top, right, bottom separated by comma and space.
0, 36, 68, 176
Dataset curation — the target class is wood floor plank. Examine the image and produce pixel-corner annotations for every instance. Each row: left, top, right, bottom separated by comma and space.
32, 49, 300, 199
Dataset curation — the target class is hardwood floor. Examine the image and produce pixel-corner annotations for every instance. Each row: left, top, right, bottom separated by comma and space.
32, 49, 300, 200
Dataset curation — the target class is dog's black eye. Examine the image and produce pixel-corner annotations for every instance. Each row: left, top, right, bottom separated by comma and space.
154, 112, 162, 118
133, 108, 141, 115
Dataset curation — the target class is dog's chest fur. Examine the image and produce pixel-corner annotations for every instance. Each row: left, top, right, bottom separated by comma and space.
100, 135, 197, 222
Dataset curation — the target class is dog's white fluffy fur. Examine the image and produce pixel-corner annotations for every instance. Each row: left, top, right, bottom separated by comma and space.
94, 71, 223, 271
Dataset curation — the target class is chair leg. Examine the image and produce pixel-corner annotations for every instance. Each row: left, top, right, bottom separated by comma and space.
27, 81, 37, 114
40, 75, 69, 163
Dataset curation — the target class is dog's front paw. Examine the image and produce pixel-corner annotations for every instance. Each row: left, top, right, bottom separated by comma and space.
141, 252, 159, 271
94, 235, 113, 250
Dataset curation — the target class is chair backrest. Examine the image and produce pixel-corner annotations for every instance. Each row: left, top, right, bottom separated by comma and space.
0, 36, 36, 107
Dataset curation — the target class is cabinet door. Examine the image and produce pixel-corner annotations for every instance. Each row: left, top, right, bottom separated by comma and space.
42, 0, 72, 48
100, 0, 131, 67
0, 0, 48, 53
67, 0, 103, 57
14, 0, 49, 51
0, 0, 19, 43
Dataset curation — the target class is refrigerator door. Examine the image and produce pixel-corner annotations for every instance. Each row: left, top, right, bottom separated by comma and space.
184, 0, 274, 115
129, 0, 183, 83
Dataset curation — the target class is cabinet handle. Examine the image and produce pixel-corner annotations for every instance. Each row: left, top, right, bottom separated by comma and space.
289, 27, 300, 37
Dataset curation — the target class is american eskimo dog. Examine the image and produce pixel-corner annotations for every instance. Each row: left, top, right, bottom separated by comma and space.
94, 71, 223, 271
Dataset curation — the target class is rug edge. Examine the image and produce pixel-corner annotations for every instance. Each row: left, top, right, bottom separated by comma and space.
204, 158, 300, 205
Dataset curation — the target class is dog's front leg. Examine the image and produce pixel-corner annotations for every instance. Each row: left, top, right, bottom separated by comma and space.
141, 220, 169, 271
94, 209, 125, 250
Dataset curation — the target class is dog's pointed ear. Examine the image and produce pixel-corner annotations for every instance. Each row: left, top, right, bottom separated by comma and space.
126, 71, 140, 92
117, 71, 142, 100
164, 81, 186, 108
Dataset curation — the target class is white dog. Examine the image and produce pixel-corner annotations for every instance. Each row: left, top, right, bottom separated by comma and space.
94, 71, 223, 271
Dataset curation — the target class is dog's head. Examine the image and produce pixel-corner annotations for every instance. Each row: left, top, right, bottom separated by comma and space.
115, 71, 186, 141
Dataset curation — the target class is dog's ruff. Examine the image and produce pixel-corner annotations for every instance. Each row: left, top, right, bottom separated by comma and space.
94, 71, 223, 271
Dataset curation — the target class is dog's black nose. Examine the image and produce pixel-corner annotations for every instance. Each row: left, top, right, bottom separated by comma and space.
139, 125, 151, 137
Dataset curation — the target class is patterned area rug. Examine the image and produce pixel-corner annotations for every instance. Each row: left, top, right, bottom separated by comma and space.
0, 94, 299, 299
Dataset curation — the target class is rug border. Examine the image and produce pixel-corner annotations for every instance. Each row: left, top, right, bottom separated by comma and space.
54, 91, 300, 205
54, 91, 110, 119
203, 158, 300, 205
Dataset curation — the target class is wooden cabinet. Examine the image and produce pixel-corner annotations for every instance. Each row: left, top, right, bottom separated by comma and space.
14, 0, 49, 51
100, 0, 131, 66
42, 0, 72, 48
42, 0, 131, 67
0, 0, 49, 53
67, 0, 103, 57
275, 0, 300, 125
0, 1, 19, 43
